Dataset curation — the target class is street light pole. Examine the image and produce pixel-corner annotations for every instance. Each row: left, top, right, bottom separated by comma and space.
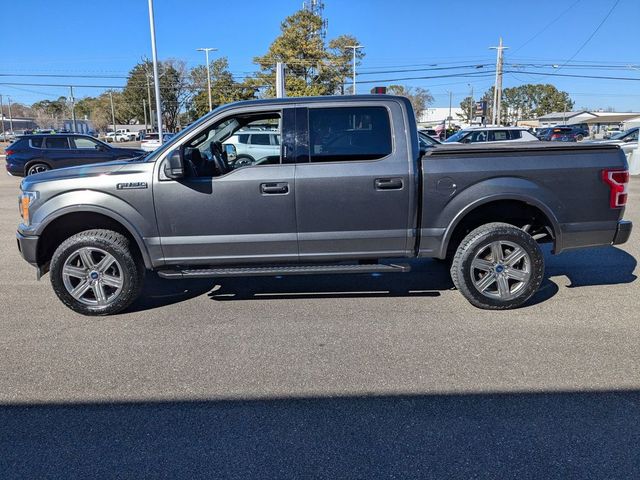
197, 47, 217, 112
346, 45, 363, 95
147, 0, 163, 142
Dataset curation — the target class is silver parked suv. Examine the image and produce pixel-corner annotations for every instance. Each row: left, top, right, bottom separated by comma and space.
224, 129, 280, 166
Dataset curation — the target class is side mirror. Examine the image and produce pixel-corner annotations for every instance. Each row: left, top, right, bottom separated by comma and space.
225, 144, 237, 162
164, 149, 185, 179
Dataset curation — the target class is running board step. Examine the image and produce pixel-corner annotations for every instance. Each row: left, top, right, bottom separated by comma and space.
157, 263, 410, 279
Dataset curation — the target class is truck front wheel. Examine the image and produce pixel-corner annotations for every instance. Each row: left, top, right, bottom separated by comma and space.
450, 222, 544, 310
50, 229, 144, 316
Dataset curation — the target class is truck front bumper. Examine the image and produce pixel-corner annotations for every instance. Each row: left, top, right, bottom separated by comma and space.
16, 231, 39, 267
613, 220, 632, 246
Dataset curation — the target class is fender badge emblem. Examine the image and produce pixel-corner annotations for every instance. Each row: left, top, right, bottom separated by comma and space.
116, 182, 148, 190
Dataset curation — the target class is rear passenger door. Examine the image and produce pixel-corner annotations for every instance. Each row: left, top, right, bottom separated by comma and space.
294, 103, 414, 260
43, 136, 73, 168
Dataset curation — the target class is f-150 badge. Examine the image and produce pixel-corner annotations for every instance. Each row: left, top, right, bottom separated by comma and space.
116, 182, 148, 190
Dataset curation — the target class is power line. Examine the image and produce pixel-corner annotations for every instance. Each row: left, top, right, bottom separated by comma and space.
512, 0, 582, 54
557, 0, 621, 69
504, 70, 640, 81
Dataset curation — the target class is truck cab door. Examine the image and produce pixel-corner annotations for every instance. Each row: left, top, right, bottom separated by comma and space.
152, 108, 298, 266
293, 103, 415, 260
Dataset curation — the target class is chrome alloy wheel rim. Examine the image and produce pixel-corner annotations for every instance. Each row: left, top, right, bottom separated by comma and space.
470, 240, 531, 301
62, 247, 124, 307
27, 164, 48, 175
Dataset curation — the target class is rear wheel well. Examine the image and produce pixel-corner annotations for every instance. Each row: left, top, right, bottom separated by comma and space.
445, 200, 555, 258
37, 212, 144, 271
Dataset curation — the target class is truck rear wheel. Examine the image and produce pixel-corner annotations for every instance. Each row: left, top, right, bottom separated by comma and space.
50, 229, 143, 316
450, 222, 544, 310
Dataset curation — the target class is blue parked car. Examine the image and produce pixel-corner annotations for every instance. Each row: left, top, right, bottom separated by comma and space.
5, 134, 145, 176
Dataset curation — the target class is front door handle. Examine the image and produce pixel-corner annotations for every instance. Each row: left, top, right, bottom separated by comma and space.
260, 182, 289, 195
375, 178, 403, 190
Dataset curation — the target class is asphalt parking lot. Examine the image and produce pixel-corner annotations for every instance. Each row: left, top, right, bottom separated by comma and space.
1, 168, 639, 478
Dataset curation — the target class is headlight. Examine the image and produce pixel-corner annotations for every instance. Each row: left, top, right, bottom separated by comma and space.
18, 191, 38, 225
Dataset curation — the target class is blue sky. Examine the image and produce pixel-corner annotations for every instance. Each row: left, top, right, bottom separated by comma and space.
3, 0, 640, 111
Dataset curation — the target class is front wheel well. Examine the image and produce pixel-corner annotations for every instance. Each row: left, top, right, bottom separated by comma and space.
445, 200, 555, 258
37, 212, 144, 272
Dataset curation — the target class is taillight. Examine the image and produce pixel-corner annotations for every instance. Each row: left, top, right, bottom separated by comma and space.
5, 150, 14, 156
550, 134, 560, 140
602, 169, 629, 208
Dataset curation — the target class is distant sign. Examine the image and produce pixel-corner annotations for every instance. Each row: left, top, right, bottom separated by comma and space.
474, 101, 487, 117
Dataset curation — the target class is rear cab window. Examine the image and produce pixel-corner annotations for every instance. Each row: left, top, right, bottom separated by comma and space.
308, 106, 392, 162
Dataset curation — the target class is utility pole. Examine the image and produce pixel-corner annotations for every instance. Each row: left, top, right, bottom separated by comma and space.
7, 96, 13, 133
346, 45, 363, 95
69, 86, 77, 133
448, 91, 453, 134
468, 84, 474, 126
197, 47, 217, 112
0, 95, 4, 135
109, 91, 116, 134
147, 0, 163, 142
145, 75, 154, 130
143, 99, 148, 132
490, 37, 508, 125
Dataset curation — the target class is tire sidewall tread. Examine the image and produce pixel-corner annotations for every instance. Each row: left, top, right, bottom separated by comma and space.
450, 222, 544, 310
50, 229, 143, 316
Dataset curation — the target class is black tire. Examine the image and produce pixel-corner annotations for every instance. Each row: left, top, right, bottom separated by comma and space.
233, 155, 255, 168
450, 222, 544, 310
575, 134, 584, 142
26, 163, 50, 176
50, 229, 144, 316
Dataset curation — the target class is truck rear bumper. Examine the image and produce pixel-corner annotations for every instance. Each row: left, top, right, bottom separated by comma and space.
613, 220, 632, 245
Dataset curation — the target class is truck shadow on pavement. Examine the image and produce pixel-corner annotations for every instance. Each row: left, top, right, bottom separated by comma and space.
2, 389, 639, 479
128, 246, 636, 313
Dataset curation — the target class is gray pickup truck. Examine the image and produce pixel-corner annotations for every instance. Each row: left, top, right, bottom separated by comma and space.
16, 95, 632, 315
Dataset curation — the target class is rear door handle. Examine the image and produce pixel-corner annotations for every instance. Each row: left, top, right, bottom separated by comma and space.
375, 178, 403, 190
260, 182, 289, 195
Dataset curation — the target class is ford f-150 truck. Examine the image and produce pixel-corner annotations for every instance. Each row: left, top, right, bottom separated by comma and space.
15, 95, 632, 315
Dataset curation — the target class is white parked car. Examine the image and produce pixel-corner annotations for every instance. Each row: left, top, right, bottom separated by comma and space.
105, 131, 130, 143
223, 130, 280, 166
140, 132, 173, 152
444, 126, 539, 144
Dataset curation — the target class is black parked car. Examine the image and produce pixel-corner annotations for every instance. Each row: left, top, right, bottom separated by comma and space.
5, 134, 145, 176
538, 126, 577, 142
556, 124, 589, 141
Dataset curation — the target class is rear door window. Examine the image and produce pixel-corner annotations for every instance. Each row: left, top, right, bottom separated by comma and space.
44, 136, 70, 149
308, 106, 392, 162
30, 137, 44, 148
